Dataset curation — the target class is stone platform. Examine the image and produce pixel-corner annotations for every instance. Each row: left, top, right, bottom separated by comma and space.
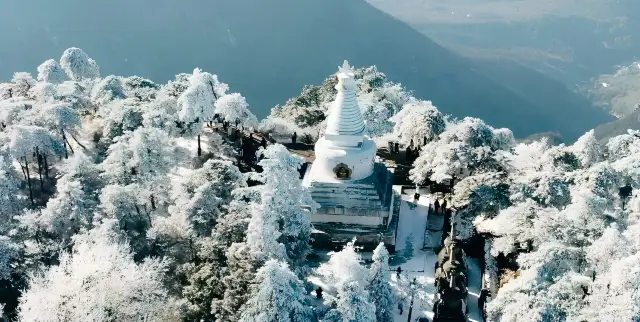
302, 162, 397, 250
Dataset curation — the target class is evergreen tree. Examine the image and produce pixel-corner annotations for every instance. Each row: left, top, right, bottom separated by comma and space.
214, 93, 258, 128
250, 144, 317, 268
368, 243, 395, 322
36, 59, 67, 84
177, 68, 225, 156
59, 47, 100, 81
180, 188, 259, 322
391, 99, 446, 146
238, 259, 313, 322
168, 159, 245, 237
16, 220, 179, 322
318, 240, 375, 322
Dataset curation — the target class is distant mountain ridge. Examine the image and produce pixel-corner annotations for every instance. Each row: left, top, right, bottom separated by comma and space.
594, 108, 640, 143
0, 0, 613, 140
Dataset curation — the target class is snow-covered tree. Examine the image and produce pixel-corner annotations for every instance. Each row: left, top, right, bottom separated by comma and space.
238, 259, 313, 322
141, 95, 181, 136
97, 99, 144, 145
36, 59, 67, 84
90, 75, 125, 105
101, 126, 177, 209
476, 199, 551, 256
53, 80, 92, 112
166, 159, 245, 237
11, 72, 36, 98
22, 153, 100, 241
9, 125, 64, 202
29, 82, 56, 103
16, 220, 179, 322
212, 153, 312, 321
98, 184, 151, 253
581, 253, 640, 321
392, 100, 446, 146
177, 68, 224, 156
0, 155, 24, 226
605, 132, 640, 187
162, 73, 191, 98
29, 102, 82, 158
206, 188, 263, 322
0, 100, 29, 127
317, 240, 376, 322
358, 91, 394, 137
59, 47, 100, 81
410, 117, 514, 184
122, 76, 159, 101
487, 242, 589, 322
247, 144, 317, 267
0, 236, 20, 281
368, 243, 394, 322
181, 188, 259, 322
215, 93, 258, 128
572, 130, 602, 168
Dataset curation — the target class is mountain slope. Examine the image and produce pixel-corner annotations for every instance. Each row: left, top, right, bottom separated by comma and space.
594, 108, 640, 143
0, 0, 612, 140
367, 0, 640, 87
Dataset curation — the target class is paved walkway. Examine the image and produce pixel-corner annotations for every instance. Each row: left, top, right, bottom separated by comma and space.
391, 191, 482, 322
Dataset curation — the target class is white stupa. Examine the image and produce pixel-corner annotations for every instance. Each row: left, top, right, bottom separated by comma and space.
303, 61, 395, 247
311, 60, 377, 181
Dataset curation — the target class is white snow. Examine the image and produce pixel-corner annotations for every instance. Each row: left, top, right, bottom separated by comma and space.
395, 193, 430, 252
389, 193, 483, 322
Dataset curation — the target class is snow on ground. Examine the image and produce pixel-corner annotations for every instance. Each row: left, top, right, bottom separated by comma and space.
389, 194, 482, 322
395, 193, 430, 253
305, 193, 484, 321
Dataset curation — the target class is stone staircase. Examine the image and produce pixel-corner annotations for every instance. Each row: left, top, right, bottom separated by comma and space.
423, 207, 446, 250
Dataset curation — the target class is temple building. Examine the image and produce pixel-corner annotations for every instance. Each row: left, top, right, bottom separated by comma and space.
302, 61, 396, 250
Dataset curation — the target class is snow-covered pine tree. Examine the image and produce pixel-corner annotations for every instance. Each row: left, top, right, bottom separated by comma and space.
19, 152, 100, 242
16, 220, 179, 322
368, 242, 395, 322
166, 159, 245, 237
249, 143, 318, 268
215, 147, 315, 321
238, 259, 313, 322
177, 68, 224, 156
36, 59, 67, 84
91, 75, 126, 106
215, 93, 258, 129
59, 47, 100, 81
317, 240, 376, 322
11, 72, 36, 98
181, 187, 260, 321
571, 129, 602, 168
391, 99, 446, 146
0, 155, 24, 226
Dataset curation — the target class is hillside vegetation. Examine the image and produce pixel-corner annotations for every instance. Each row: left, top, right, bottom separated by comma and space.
0, 0, 613, 140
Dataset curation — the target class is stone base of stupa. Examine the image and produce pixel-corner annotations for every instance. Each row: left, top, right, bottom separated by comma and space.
302, 162, 397, 250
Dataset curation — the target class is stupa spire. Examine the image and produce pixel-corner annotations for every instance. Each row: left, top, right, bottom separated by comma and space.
325, 60, 365, 138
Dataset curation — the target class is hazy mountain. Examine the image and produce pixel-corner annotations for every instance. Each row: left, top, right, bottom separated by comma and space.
368, 0, 640, 87
594, 108, 640, 143
583, 62, 640, 117
0, 0, 613, 140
